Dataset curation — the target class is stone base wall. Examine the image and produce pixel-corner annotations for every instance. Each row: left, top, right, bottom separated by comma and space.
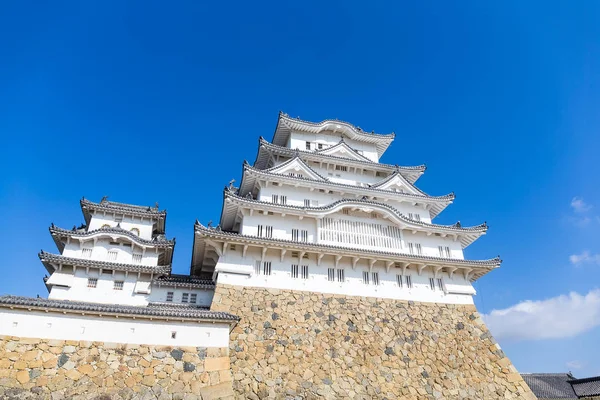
0, 336, 234, 400
211, 284, 536, 400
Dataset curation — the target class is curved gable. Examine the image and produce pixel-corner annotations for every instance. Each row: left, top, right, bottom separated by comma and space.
266, 157, 328, 181
371, 172, 426, 196
317, 141, 371, 162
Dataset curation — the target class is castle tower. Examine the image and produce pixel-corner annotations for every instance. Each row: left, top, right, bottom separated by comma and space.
43, 197, 175, 305
196, 112, 535, 399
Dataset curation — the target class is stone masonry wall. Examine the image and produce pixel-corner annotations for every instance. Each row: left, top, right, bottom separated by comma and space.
211, 284, 536, 400
0, 336, 234, 400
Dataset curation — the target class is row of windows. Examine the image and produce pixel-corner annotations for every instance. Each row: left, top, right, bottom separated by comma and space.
166, 291, 198, 304
304, 141, 366, 157
252, 262, 445, 291
87, 278, 123, 290
84, 248, 143, 264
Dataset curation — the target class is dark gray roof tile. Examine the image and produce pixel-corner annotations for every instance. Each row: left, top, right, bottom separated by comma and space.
0, 295, 239, 322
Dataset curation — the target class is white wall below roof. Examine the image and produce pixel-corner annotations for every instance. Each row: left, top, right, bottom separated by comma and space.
214, 248, 475, 305
289, 132, 379, 162
88, 214, 155, 240
240, 211, 463, 259
62, 240, 160, 266
48, 268, 215, 307
0, 309, 230, 347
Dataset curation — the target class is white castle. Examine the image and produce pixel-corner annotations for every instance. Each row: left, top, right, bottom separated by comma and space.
192, 112, 497, 304
0, 113, 530, 400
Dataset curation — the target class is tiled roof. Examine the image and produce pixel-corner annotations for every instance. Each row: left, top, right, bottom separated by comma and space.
570, 376, 600, 398
0, 295, 239, 322
521, 373, 578, 399
273, 112, 395, 157
153, 274, 215, 289
80, 198, 166, 216
256, 137, 424, 179
50, 225, 175, 247
223, 191, 483, 238
39, 251, 171, 275
241, 161, 453, 202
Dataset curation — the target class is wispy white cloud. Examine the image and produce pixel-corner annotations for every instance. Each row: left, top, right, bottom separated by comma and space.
571, 197, 592, 213
569, 251, 600, 266
482, 290, 600, 341
566, 360, 584, 370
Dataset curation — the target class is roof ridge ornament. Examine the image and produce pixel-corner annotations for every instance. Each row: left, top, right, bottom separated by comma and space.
101, 196, 109, 204
228, 179, 236, 191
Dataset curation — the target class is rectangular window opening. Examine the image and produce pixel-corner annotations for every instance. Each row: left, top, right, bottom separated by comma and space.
190, 293, 197, 304
301, 265, 309, 280
113, 281, 124, 291
166, 291, 174, 302
87, 278, 97, 288
291, 264, 299, 279
182, 293, 189, 303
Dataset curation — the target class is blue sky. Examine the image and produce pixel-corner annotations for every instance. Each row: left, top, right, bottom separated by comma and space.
1, 1, 599, 377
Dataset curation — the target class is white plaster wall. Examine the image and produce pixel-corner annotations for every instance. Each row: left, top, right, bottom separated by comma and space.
215, 248, 475, 305
47, 268, 217, 308
241, 213, 317, 243
240, 209, 463, 259
149, 286, 214, 307
49, 269, 151, 306
289, 131, 379, 162
0, 309, 230, 347
88, 214, 155, 240
62, 240, 160, 266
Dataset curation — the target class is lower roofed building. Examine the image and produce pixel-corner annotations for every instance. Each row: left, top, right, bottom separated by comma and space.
0, 197, 239, 400
522, 373, 600, 399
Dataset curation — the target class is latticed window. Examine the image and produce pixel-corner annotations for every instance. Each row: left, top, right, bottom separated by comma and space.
362, 271, 370, 285
304, 199, 310, 207
292, 229, 298, 241
107, 250, 118, 261
405, 275, 413, 288
396, 275, 403, 288
429, 278, 435, 290
327, 268, 335, 281
305, 141, 311, 150
132, 253, 142, 264
371, 272, 379, 286
113, 281, 124, 291
87, 278, 97, 288
301, 230, 308, 242
301, 265, 309, 280
272, 194, 278, 204
437, 278, 444, 291
415, 244, 422, 255
337, 269, 344, 282
181, 293, 189, 303
291, 264, 299, 279
82, 248, 92, 258
166, 292, 174, 302
257, 225, 273, 238
190, 294, 197, 304
263, 262, 272, 276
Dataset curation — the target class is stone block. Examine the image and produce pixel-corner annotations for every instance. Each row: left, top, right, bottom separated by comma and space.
205, 357, 230, 372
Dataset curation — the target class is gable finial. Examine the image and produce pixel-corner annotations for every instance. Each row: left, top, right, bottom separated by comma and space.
154, 201, 159, 209
228, 179, 236, 191
101, 195, 109, 203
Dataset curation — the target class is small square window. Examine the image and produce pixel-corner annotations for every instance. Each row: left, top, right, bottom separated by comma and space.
171, 331, 177, 339
113, 281, 124, 290
305, 141, 311, 150
87, 278, 98, 288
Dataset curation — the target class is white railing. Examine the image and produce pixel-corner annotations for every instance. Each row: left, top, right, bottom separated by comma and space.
319, 218, 403, 251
